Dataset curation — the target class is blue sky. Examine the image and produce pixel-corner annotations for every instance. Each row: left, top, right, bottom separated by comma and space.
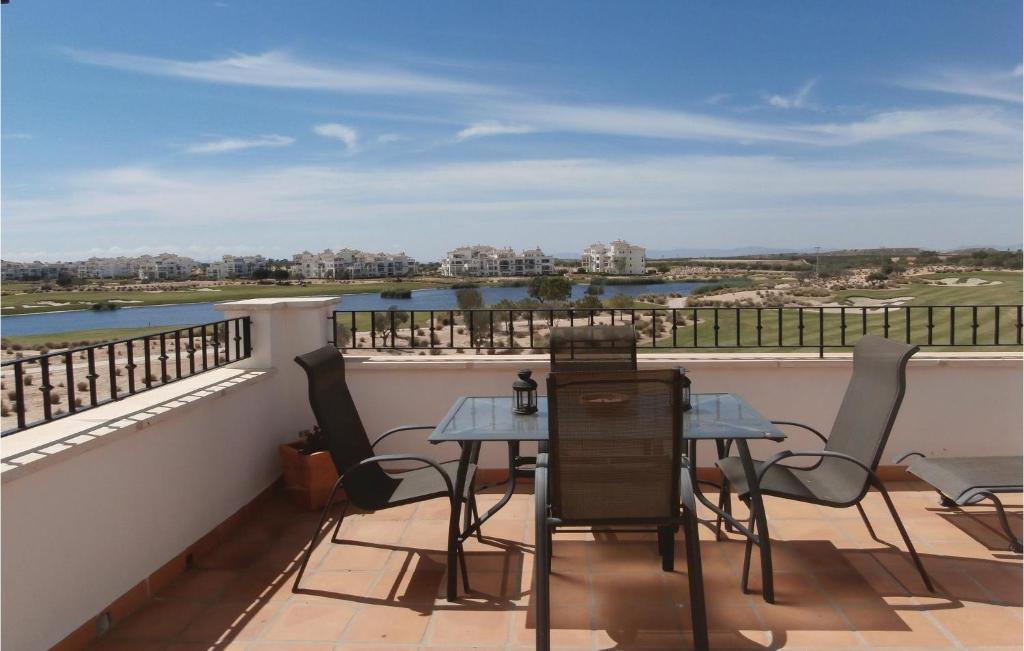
2, 1, 1021, 261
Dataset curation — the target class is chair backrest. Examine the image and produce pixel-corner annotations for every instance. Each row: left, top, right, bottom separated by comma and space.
821, 335, 918, 501
547, 369, 681, 523
549, 325, 637, 372
294, 346, 395, 499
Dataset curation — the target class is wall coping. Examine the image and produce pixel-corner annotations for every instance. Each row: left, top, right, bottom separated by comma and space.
0, 368, 274, 483
214, 296, 339, 312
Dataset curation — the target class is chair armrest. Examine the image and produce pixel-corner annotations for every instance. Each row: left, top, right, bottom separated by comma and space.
892, 451, 926, 464
756, 449, 877, 487
771, 420, 829, 445
371, 425, 437, 449
342, 453, 454, 497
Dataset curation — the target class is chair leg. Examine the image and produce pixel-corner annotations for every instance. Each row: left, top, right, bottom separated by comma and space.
458, 541, 471, 592
740, 510, 755, 594
293, 476, 346, 592
855, 502, 881, 544
658, 526, 674, 571
875, 480, 934, 592
716, 479, 735, 538
469, 491, 483, 542
979, 491, 1023, 553
683, 509, 709, 651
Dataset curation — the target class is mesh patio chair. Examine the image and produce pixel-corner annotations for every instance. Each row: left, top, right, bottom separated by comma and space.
291, 345, 476, 592
715, 335, 934, 593
549, 325, 637, 372
535, 369, 708, 651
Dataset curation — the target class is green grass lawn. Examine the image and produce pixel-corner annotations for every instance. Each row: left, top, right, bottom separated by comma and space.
0, 280, 446, 315
836, 271, 1022, 306
1, 326, 188, 350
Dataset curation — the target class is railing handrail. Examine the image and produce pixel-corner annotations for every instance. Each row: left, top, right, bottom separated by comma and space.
1, 317, 253, 437
327, 304, 1024, 354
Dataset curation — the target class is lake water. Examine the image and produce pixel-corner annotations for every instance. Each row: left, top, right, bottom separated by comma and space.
0, 282, 705, 337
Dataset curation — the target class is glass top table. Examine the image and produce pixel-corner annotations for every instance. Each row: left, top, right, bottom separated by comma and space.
428, 393, 785, 443
432, 392, 787, 605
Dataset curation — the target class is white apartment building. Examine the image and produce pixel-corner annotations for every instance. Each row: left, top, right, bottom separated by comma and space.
207, 255, 269, 280
1, 254, 197, 281
289, 249, 418, 279
131, 254, 198, 280
440, 245, 554, 277
582, 240, 647, 275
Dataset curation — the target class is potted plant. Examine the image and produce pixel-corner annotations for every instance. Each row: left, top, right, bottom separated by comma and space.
279, 426, 344, 510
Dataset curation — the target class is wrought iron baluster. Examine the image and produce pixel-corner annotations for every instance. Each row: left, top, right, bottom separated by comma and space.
108, 343, 118, 400
88, 347, 100, 404
756, 308, 762, 347
905, 307, 911, 344
212, 323, 221, 366
39, 356, 53, 421
174, 331, 182, 379
13, 363, 26, 430
994, 306, 1001, 345
201, 325, 209, 369
798, 308, 804, 347
926, 307, 934, 346
735, 308, 741, 348
126, 341, 137, 394
65, 352, 76, 412
143, 336, 153, 387
840, 307, 846, 347
713, 308, 720, 348
187, 327, 196, 374
971, 306, 978, 345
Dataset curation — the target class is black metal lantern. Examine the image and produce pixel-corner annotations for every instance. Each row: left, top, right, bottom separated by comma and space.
512, 368, 538, 415
680, 367, 692, 411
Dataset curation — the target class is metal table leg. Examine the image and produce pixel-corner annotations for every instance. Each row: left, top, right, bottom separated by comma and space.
446, 441, 474, 601
461, 441, 522, 540
735, 439, 774, 603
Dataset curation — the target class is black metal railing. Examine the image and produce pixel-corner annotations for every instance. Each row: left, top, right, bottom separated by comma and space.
330, 305, 1023, 355
1, 317, 252, 436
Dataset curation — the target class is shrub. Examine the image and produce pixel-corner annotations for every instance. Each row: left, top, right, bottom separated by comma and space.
23, 376, 33, 386
37, 347, 49, 355
115, 368, 123, 376
75, 398, 83, 407
6, 391, 16, 401
0, 402, 9, 417
50, 391, 62, 404
77, 381, 88, 391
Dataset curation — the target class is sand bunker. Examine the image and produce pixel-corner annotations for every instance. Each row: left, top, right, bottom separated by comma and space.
932, 277, 1003, 286
108, 299, 143, 304
196, 288, 222, 292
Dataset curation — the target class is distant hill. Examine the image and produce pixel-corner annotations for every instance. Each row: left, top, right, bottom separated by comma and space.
646, 246, 810, 259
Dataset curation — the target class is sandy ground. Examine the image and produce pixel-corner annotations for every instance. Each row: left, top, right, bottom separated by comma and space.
930, 277, 1003, 286
1, 338, 229, 431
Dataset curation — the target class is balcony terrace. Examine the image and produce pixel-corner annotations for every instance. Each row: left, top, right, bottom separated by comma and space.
2, 298, 1020, 651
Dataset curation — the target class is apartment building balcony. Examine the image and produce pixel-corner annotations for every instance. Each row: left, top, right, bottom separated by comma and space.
2, 298, 1020, 651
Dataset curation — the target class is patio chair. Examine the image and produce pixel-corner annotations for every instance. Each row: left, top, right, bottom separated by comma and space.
715, 335, 934, 593
291, 345, 476, 592
549, 324, 637, 372
536, 369, 708, 651
895, 452, 1022, 552
482, 325, 640, 496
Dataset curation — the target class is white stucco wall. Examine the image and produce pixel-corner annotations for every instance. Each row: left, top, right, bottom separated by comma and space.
346, 354, 1024, 467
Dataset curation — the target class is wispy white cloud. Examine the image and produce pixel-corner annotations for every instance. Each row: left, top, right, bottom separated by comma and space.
766, 78, 818, 109
455, 121, 535, 141
377, 133, 403, 144
64, 48, 501, 97
703, 93, 731, 105
896, 65, 1022, 103
2, 132, 33, 140
498, 101, 1018, 147
313, 122, 359, 152
183, 134, 294, 154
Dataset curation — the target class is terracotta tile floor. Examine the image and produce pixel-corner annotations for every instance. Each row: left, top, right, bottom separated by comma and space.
90, 481, 1022, 650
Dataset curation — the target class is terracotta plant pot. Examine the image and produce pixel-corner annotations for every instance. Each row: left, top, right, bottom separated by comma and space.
278, 442, 345, 510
